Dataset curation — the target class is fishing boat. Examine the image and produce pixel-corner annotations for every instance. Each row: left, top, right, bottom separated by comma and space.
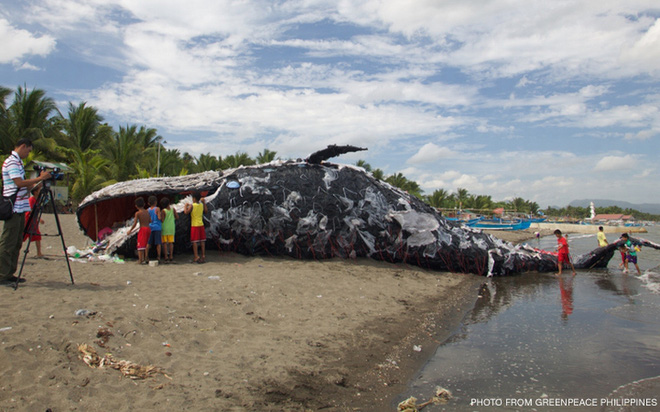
528, 217, 547, 223
467, 219, 532, 231
445, 216, 484, 225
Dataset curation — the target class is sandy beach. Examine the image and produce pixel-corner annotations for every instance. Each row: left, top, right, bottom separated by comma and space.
0, 214, 497, 411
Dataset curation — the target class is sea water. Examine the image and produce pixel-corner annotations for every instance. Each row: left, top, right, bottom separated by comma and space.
396, 226, 660, 411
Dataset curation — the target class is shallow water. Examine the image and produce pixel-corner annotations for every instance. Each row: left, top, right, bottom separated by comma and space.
396, 226, 660, 411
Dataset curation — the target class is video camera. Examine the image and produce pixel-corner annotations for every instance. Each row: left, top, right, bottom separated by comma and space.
33, 165, 64, 181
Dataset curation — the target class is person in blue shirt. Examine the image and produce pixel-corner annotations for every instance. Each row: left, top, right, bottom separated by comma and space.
146, 195, 162, 263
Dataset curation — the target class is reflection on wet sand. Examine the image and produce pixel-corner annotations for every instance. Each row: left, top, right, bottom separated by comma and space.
398, 270, 660, 409
558, 275, 574, 321
594, 272, 637, 301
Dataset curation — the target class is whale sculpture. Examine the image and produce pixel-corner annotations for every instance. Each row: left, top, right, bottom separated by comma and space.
76, 146, 659, 276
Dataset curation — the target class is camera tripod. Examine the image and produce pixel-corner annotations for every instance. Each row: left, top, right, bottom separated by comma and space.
14, 180, 74, 289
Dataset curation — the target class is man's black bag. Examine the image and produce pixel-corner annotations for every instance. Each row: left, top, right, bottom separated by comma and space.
0, 192, 18, 220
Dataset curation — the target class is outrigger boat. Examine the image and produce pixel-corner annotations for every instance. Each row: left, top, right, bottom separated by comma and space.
467, 219, 532, 231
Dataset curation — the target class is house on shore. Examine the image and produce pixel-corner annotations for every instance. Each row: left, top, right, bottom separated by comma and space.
592, 213, 635, 225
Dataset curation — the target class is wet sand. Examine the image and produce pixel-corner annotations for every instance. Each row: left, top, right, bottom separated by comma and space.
0, 214, 487, 411
482, 228, 554, 244
399, 227, 660, 412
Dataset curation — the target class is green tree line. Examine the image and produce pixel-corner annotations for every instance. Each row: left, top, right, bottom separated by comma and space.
1, 85, 657, 221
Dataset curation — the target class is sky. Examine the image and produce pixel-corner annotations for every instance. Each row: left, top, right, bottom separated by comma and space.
1, 0, 659, 208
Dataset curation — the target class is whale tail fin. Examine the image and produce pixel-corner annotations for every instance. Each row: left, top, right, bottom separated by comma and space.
306, 145, 367, 164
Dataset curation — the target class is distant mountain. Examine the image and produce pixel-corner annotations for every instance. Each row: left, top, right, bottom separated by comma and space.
569, 199, 660, 215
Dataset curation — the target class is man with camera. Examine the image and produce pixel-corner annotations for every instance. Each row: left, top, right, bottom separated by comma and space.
1, 138, 51, 285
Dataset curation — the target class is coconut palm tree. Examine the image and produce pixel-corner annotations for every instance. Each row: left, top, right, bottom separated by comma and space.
135, 125, 161, 149
454, 187, 470, 209
471, 195, 493, 211
371, 168, 385, 180
103, 125, 145, 182
196, 153, 222, 172
426, 188, 449, 208
355, 159, 372, 172
0, 86, 11, 155
256, 149, 277, 164
385, 173, 423, 198
62, 147, 110, 201
509, 197, 527, 213
527, 201, 540, 215
58, 102, 112, 152
0, 85, 60, 156
222, 152, 255, 169
154, 148, 185, 177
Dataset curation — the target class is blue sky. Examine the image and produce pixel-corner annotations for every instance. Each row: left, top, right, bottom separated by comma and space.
1, 1, 659, 208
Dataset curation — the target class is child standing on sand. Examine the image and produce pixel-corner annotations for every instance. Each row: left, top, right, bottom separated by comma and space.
555, 229, 576, 276
184, 191, 207, 264
160, 197, 178, 263
128, 197, 151, 264
23, 184, 45, 258
146, 195, 162, 262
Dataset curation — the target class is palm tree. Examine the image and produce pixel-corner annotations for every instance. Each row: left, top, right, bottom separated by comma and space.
385, 173, 407, 188
158, 148, 185, 176
63, 147, 110, 201
426, 189, 449, 208
196, 153, 222, 172
472, 195, 493, 211
385, 173, 423, 198
0, 86, 12, 153
0, 86, 10, 112
181, 152, 197, 173
509, 197, 527, 213
256, 149, 277, 163
0, 85, 60, 156
371, 168, 385, 180
103, 125, 145, 182
58, 102, 112, 152
222, 152, 255, 169
527, 201, 540, 215
355, 160, 372, 172
454, 187, 470, 209
136, 125, 160, 149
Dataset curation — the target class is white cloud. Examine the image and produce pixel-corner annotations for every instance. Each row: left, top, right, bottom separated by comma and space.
620, 17, 660, 75
593, 155, 637, 172
16, 62, 41, 71
531, 175, 575, 190
0, 18, 56, 64
407, 143, 457, 164
624, 129, 656, 141
634, 168, 654, 178
344, 1, 660, 79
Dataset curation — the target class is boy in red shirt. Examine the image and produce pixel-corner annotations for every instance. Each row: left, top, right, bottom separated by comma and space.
128, 197, 151, 264
554, 229, 576, 276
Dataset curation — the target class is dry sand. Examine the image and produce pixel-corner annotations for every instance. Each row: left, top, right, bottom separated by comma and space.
0, 214, 542, 411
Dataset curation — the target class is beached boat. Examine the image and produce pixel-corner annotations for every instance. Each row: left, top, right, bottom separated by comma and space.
528, 217, 547, 223
467, 219, 532, 231
444, 216, 484, 225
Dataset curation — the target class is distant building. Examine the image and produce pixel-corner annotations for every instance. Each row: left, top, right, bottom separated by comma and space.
592, 214, 635, 225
